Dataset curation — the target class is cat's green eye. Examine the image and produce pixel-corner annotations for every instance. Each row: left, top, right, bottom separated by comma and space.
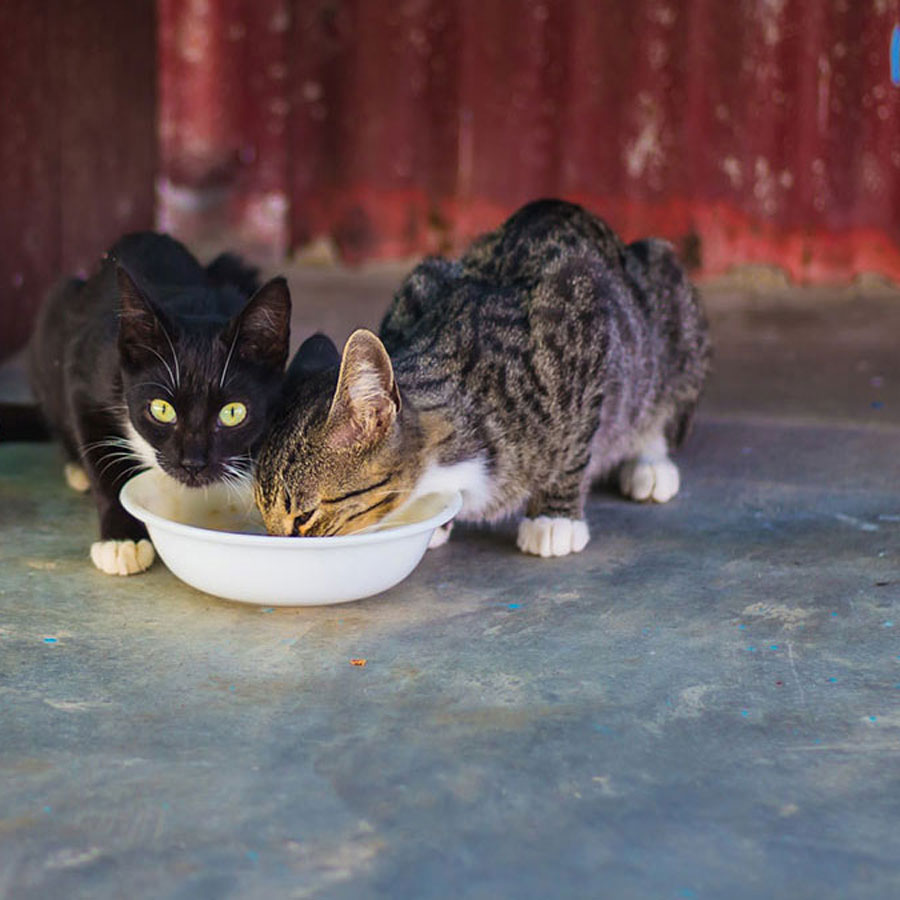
149, 398, 176, 424
219, 401, 247, 427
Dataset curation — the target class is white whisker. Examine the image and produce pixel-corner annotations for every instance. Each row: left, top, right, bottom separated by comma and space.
97, 453, 146, 479
219, 470, 251, 506
134, 343, 177, 392
108, 462, 149, 485
158, 324, 181, 388
220, 325, 240, 389
126, 382, 174, 398
81, 437, 134, 453
96, 453, 144, 476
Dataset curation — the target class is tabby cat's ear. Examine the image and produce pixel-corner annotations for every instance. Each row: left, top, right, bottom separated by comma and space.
116, 265, 174, 371
225, 276, 291, 371
326, 329, 400, 449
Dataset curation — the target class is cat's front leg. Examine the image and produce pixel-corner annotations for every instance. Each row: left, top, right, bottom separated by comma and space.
90, 492, 155, 576
428, 521, 454, 549
91, 537, 155, 576
76, 410, 156, 576
517, 482, 589, 558
64, 462, 90, 492
619, 429, 680, 504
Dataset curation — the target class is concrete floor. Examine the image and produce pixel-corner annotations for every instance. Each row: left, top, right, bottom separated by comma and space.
1, 268, 899, 899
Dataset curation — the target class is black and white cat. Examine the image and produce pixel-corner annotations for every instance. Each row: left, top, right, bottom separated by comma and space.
26, 232, 290, 574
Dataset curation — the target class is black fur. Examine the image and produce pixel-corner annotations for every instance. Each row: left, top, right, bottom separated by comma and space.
0, 404, 50, 441
26, 232, 290, 547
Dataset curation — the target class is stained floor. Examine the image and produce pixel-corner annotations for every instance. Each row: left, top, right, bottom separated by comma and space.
1, 269, 899, 899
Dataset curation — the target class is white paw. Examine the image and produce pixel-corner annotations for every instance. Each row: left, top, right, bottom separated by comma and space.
516, 517, 590, 558
428, 521, 453, 549
90, 539, 155, 575
64, 463, 90, 493
619, 457, 680, 503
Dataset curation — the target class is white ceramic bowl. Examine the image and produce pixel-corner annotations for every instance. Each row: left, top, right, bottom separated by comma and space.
120, 470, 461, 606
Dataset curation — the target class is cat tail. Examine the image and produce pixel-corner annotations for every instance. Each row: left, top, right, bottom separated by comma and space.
205, 253, 261, 298
0, 403, 50, 442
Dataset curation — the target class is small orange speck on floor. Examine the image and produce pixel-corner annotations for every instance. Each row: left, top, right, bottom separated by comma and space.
350, 658, 367, 667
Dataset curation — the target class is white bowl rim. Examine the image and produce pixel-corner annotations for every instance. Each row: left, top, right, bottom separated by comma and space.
120, 472, 463, 550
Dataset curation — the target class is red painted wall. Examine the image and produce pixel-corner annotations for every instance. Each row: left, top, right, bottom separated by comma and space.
0, 0, 157, 361
157, 0, 290, 256
2, 0, 898, 363
159, 0, 900, 283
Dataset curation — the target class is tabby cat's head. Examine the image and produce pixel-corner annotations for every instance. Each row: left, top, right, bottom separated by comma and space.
117, 267, 290, 488
254, 330, 422, 536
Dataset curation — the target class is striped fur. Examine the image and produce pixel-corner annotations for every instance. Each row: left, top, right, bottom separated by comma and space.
254, 199, 710, 552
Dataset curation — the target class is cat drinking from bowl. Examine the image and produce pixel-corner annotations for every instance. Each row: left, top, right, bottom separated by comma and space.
254, 199, 709, 557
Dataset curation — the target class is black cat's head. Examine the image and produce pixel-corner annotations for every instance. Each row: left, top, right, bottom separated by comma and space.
116, 266, 290, 488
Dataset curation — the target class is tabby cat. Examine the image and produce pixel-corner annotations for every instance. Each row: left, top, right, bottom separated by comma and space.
27, 233, 290, 574
254, 199, 709, 557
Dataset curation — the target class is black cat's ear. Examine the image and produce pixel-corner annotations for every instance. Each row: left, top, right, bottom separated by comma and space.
225, 276, 291, 371
287, 333, 340, 382
205, 251, 260, 297
116, 265, 174, 372
326, 329, 400, 449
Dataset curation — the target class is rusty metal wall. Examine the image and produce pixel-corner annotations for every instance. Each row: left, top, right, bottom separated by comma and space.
0, 0, 157, 361
157, 0, 290, 256
2, 0, 898, 360
158, 0, 900, 283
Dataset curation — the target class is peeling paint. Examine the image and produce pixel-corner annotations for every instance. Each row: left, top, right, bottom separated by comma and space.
625, 93, 665, 181
758, 0, 787, 47
753, 157, 778, 217
722, 156, 742, 189
818, 53, 832, 135
9, 0, 900, 366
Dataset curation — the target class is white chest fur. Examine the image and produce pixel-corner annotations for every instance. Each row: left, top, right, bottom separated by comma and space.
411, 456, 494, 518
124, 421, 160, 471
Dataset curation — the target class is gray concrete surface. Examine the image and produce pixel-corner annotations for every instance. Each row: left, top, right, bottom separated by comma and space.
1, 270, 899, 899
